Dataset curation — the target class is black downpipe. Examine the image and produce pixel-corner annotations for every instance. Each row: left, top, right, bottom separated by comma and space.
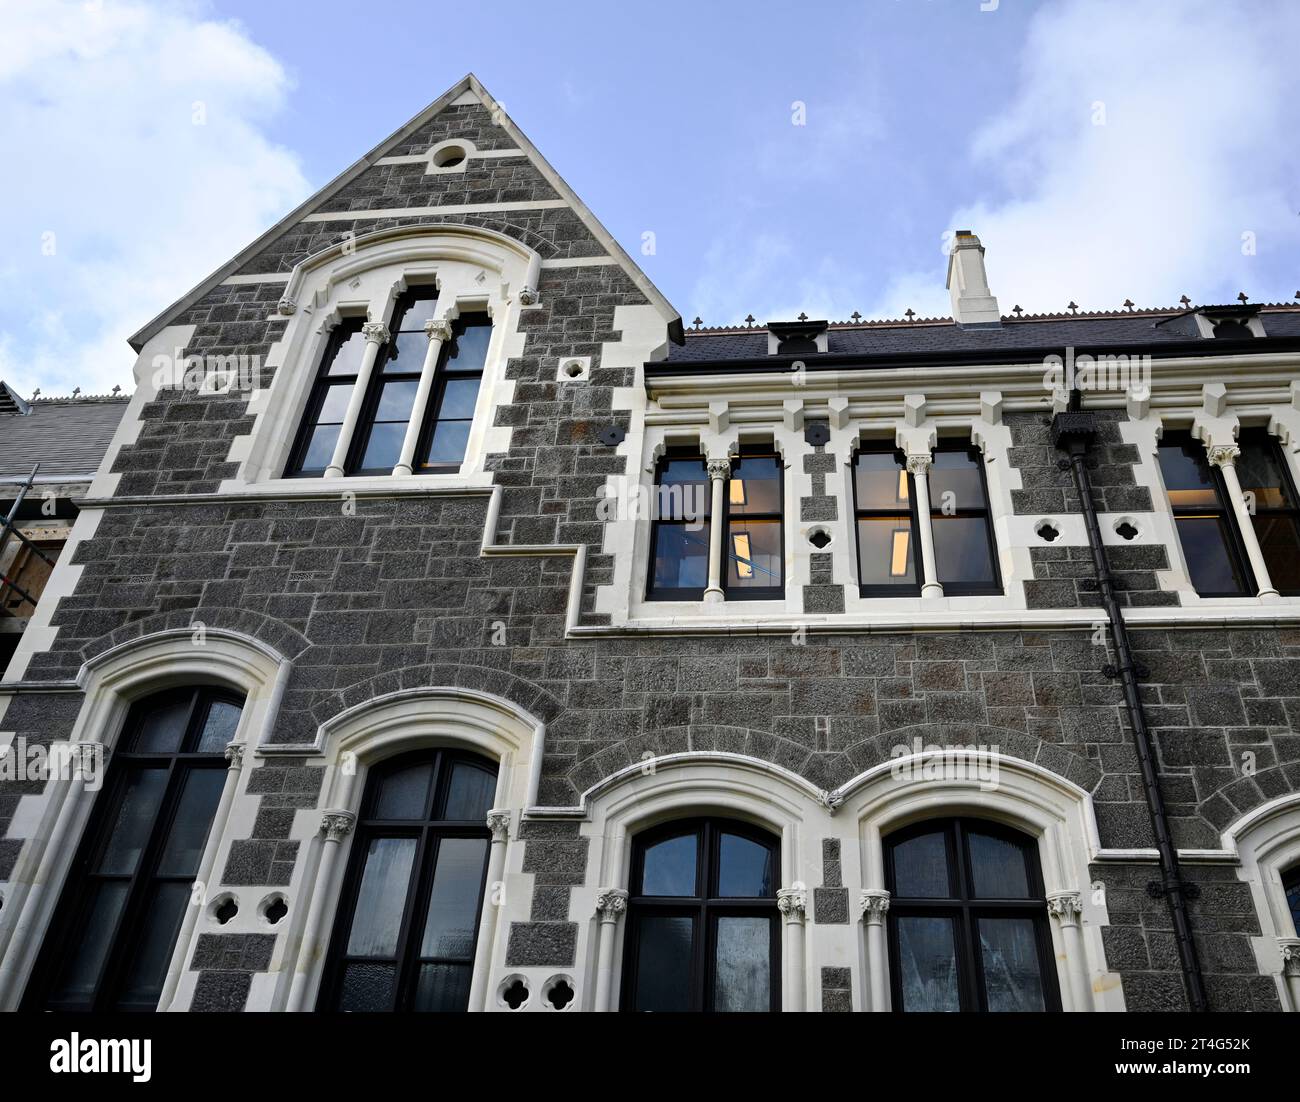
1050, 397, 1209, 1013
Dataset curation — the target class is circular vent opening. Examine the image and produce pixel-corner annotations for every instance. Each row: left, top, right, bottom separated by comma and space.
808, 528, 832, 549
432, 144, 467, 168
1114, 519, 1139, 541
1035, 520, 1060, 543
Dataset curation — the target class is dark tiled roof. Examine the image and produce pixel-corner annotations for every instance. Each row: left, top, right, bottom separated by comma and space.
0, 392, 129, 480
662, 306, 1300, 364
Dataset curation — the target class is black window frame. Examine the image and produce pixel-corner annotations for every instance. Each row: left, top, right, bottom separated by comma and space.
621, 817, 781, 1013
1283, 865, 1300, 939
721, 446, 785, 601
23, 686, 243, 1012
1158, 430, 1256, 597
411, 313, 493, 474
284, 316, 369, 478
645, 447, 714, 601
346, 286, 441, 477
1237, 426, 1300, 597
318, 748, 497, 1013
852, 442, 925, 598
885, 817, 1062, 1013
928, 441, 1003, 597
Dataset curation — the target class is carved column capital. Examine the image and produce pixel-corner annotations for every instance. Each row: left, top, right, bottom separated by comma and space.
424, 317, 453, 342
860, 889, 891, 922
706, 457, 733, 482
905, 453, 933, 476
596, 888, 628, 920
1206, 443, 1240, 468
320, 809, 356, 842
361, 322, 390, 345
777, 887, 808, 921
224, 742, 246, 770
1281, 940, 1300, 977
486, 809, 511, 842
1047, 891, 1084, 923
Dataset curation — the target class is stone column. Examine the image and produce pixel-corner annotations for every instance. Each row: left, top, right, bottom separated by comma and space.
593, 888, 629, 1012
392, 316, 453, 476
1281, 940, 1300, 1013
324, 321, 388, 478
159, 741, 247, 1011
1206, 443, 1279, 598
907, 454, 943, 598
469, 809, 511, 1012
860, 889, 891, 1011
286, 809, 356, 1011
1047, 890, 1091, 1011
704, 457, 731, 605
777, 887, 808, 1012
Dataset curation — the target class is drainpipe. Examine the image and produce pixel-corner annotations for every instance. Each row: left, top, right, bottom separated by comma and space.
1050, 401, 1209, 1013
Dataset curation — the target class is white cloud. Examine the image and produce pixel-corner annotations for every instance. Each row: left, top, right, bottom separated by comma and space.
0, 0, 309, 398
870, 0, 1300, 320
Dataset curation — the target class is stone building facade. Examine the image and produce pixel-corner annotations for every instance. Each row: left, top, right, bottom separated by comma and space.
1, 74, 1299, 1013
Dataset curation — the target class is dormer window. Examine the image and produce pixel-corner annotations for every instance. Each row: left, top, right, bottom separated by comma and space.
1212, 319, 1253, 339
767, 319, 828, 356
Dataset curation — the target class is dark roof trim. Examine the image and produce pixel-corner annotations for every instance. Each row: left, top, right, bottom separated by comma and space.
643, 336, 1300, 378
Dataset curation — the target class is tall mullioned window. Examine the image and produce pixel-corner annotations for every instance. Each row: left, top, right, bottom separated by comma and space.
885, 818, 1060, 1013
25, 687, 243, 1011
929, 444, 1000, 595
622, 818, 780, 1012
853, 446, 921, 596
1157, 432, 1253, 596
1235, 427, 1300, 595
319, 749, 497, 1012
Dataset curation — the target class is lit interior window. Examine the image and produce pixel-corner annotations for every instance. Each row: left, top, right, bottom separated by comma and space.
732, 533, 753, 578
890, 528, 910, 576
729, 479, 747, 506
897, 471, 909, 502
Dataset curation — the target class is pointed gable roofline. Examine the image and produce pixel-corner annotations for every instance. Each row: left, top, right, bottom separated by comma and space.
127, 73, 683, 351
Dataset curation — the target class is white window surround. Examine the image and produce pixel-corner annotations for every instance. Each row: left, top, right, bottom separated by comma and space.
570, 749, 1122, 1012
0, 627, 289, 1011
1223, 794, 1300, 1010
221, 225, 538, 495
268, 687, 538, 1014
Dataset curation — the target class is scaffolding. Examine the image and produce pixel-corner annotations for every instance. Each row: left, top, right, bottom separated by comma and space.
0, 464, 57, 614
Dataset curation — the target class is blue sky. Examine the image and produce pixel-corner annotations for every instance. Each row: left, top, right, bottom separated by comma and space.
2, 0, 1298, 397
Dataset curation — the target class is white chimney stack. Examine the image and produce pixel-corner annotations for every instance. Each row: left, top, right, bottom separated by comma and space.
946, 230, 1001, 327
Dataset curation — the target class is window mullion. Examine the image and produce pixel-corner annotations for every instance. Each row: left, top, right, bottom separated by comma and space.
324, 321, 389, 479
1206, 443, 1276, 597
393, 317, 452, 477
905, 454, 943, 598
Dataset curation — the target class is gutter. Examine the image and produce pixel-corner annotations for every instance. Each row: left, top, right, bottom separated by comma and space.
1050, 398, 1209, 1013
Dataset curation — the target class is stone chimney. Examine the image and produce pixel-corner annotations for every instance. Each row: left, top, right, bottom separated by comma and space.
946, 230, 1001, 327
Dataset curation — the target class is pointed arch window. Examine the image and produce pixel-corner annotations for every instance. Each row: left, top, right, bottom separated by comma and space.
24, 687, 242, 1011
319, 749, 497, 1012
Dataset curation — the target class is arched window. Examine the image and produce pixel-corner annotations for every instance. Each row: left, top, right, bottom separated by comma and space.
24, 686, 243, 1011
885, 818, 1060, 1012
319, 749, 497, 1012
622, 818, 779, 1012
1284, 866, 1300, 938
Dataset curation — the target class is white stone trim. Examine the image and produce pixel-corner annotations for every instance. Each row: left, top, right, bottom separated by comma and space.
1223, 793, 1300, 1009
275, 687, 541, 1012
0, 628, 289, 1010
300, 199, 570, 222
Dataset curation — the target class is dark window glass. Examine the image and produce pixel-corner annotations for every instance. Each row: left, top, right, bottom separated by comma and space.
1158, 433, 1253, 596
647, 452, 712, 599
286, 319, 369, 476
25, 688, 242, 1011
1283, 867, 1300, 938
929, 445, 1001, 594
724, 452, 783, 598
1236, 429, 1300, 595
623, 819, 779, 1012
885, 818, 1060, 1013
350, 288, 438, 475
854, 447, 921, 596
414, 315, 491, 471
320, 749, 496, 1012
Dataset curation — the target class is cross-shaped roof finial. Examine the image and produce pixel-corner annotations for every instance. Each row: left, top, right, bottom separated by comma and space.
904, 308, 915, 322
691, 316, 702, 330
1237, 291, 1249, 305
1067, 301, 1078, 314
1179, 295, 1191, 308
71, 386, 81, 397
1122, 299, 1135, 311
850, 311, 862, 322
744, 314, 755, 328
797, 312, 808, 322
1012, 305, 1023, 317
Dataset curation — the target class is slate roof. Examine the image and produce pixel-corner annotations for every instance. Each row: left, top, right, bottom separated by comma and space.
0, 391, 128, 480
660, 305, 1300, 364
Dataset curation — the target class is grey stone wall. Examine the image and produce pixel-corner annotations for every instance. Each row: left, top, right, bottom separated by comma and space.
4, 97, 1298, 1012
